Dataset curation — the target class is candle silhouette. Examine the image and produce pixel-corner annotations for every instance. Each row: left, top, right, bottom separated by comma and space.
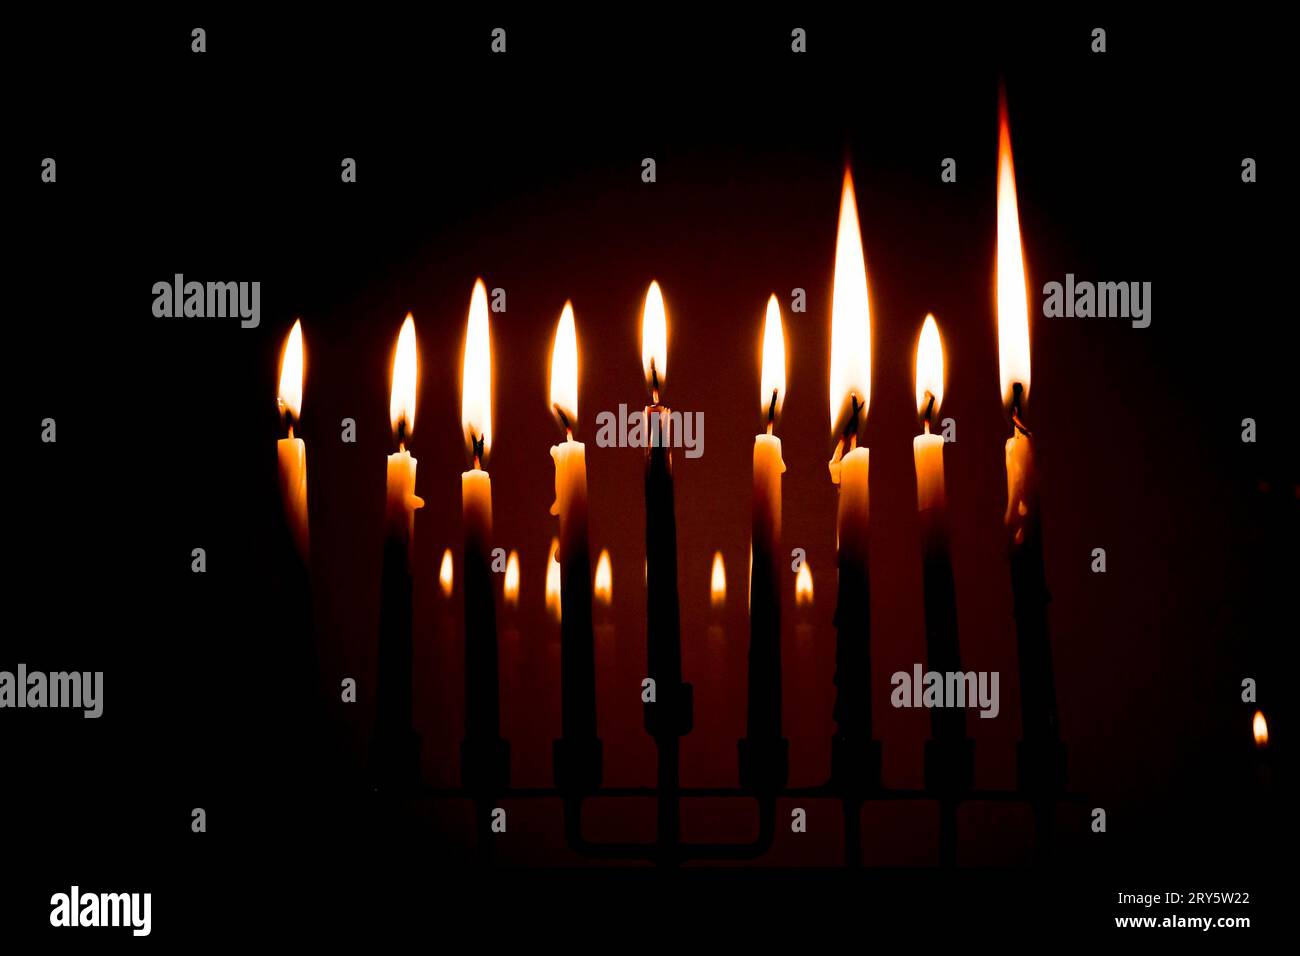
741, 295, 788, 791
640, 280, 690, 859
276, 319, 309, 560
641, 281, 687, 728
997, 95, 1063, 795
913, 316, 970, 755
374, 313, 424, 789
459, 279, 508, 795
827, 169, 879, 791
549, 301, 601, 790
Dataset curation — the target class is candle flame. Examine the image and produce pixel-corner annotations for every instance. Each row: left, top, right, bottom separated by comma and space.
997, 93, 1032, 410
461, 279, 493, 460
760, 294, 786, 424
915, 314, 945, 420
439, 548, 454, 597
549, 301, 579, 431
278, 319, 305, 423
389, 314, 418, 439
594, 548, 613, 606
504, 549, 520, 606
641, 281, 668, 400
829, 168, 872, 439
1253, 709, 1268, 748
795, 561, 814, 607
545, 537, 561, 621
710, 551, 727, 608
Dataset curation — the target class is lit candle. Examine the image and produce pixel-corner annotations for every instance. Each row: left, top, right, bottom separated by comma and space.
545, 537, 562, 623
707, 550, 728, 710
641, 281, 689, 736
592, 548, 616, 691
914, 315, 972, 795
374, 313, 424, 788
439, 548, 454, 598
827, 169, 879, 788
549, 301, 601, 788
997, 95, 1063, 790
640, 280, 690, 858
459, 279, 507, 790
594, 549, 613, 611
276, 319, 309, 560
740, 295, 788, 790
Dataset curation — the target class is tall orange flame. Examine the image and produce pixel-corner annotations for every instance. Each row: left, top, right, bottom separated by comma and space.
461, 279, 493, 460
996, 93, 1032, 410
760, 294, 786, 424
278, 319, 304, 424
390, 314, 417, 439
641, 281, 668, 400
829, 169, 872, 439
915, 314, 945, 420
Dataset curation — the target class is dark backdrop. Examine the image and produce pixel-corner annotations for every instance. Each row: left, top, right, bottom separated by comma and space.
4, 8, 1289, 940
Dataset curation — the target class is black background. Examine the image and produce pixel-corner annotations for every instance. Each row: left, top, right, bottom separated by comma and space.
4, 8, 1290, 942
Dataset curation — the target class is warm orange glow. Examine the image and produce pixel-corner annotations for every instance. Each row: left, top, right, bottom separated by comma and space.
594, 548, 613, 606
550, 301, 579, 431
795, 561, 814, 607
710, 551, 727, 608
915, 314, 945, 420
760, 294, 786, 424
278, 319, 304, 423
438, 549, 454, 596
641, 281, 668, 399
829, 168, 872, 437
545, 537, 561, 621
389, 314, 417, 439
1253, 710, 1269, 748
461, 279, 493, 460
997, 95, 1032, 409
504, 550, 520, 606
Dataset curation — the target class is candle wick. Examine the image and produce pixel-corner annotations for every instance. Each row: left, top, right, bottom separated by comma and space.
287, 422, 295, 440
766, 388, 779, 430
554, 404, 572, 435
650, 361, 660, 402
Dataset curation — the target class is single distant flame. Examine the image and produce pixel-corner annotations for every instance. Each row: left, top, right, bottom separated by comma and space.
760, 294, 786, 424
278, 319, 304, 424
996, 94, 1032, 410
390, 314, 417, 438
439, 549, 454, 597
461, 279, 493, 460
915, 314, 945, 420
641, 281, 668, 400
504, 550, 520, 606
1253, 709, 1268, 748
829, 168, 872, 438
550, 301, 579, 431
545, 537, 561, 621
710, 551, 727, 608
594, 548, 613, 606
795, 561, 814, 607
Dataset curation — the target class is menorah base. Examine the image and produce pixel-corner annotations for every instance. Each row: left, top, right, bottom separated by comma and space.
644, 681, 693, 737
831, 735, 882, 792
553, 737, 604, 793
924, 737, 975, 794
738, 737, 789, 793
461, 737, 510, 794
1017, 738, 1067, 794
